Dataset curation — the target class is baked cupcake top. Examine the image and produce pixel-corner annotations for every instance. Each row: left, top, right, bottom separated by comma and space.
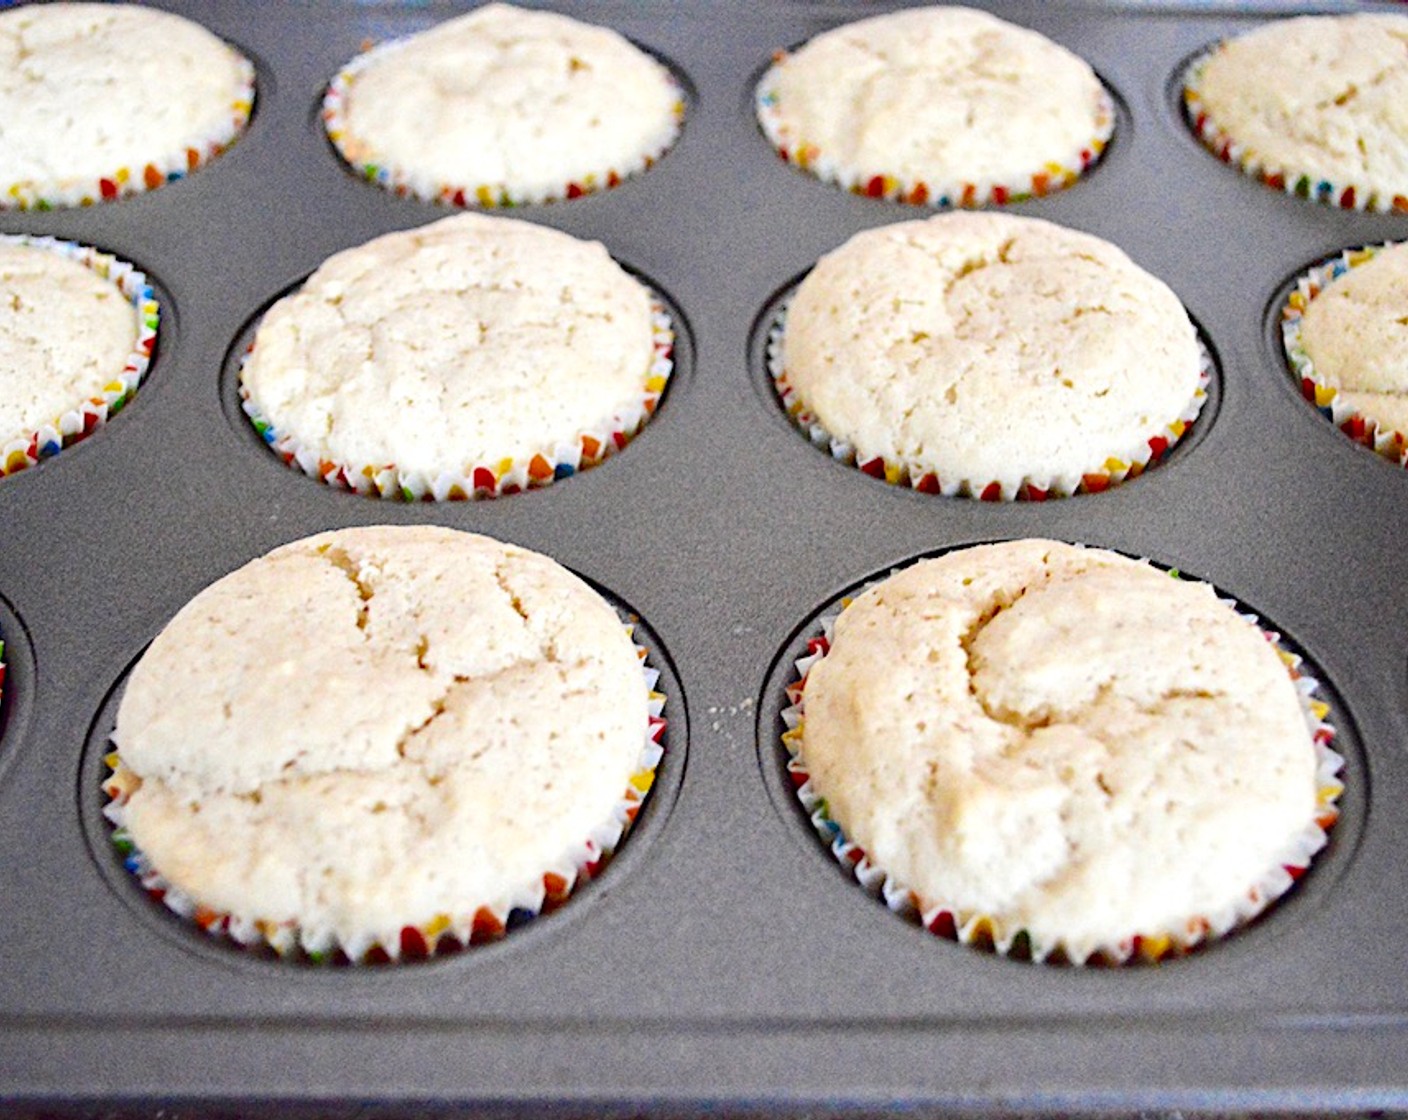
1298, 241, 1408, 438
0, 240, 142, 451
324, 2, 682, 206
756, 6, 1112, 205
110, 525, 649, 950
799, 539, 1323, 963
1186, 14, 1408, 210
240, 213, 659, 482
0, 3, 254, 208
780, 212, 1202, 497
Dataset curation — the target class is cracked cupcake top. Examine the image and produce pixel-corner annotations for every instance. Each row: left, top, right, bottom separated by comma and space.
799, 539, 1319, 962
0, 240, 140, 447
110, 525, 648, 943
240, 213, 656, 476
757, 6, 1111, 198
327, 2, 681, 204
0, 2, 252, 205
1191, 14, 1408, 202
1299, 241, 1408, 438
782, 212, 1202, 494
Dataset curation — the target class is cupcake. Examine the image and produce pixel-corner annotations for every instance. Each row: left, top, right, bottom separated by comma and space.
1, 234, 159, 478
0, 3, 255, 210
323, 3, 684, 207
781, 540, 1342, 965
1183, 14, 1408, 213
239, 213, 673, 500
771, 212, 1208, 499
755, 6, 1113, 207
1283, 241, 1408, 467
103, 526, 667, 963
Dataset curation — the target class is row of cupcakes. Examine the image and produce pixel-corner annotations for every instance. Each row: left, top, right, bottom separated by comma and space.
4, 213, 1406, 493
25, 527, 1320, 969
3, 5, 1408, 214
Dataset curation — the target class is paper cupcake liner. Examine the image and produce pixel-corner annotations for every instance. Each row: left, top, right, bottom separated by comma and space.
755, 57, 1114, 208
1, 59, 255, 211
322, 37, 685, 208
240, 299, 673, 500
780, 569, 1344, 966
1281, 243, 1408, 469
1182, 49, 1408, 214
767, 300, 1210, 500
101, 626, 668, 965
1, 235, 160, 479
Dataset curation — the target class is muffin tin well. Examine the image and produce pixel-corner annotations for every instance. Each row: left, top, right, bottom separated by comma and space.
0, 593, 35, 790
1, 0, 1407, 1112
757, 541, 1368, 967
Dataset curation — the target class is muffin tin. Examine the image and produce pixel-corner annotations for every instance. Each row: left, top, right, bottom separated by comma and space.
1, 0, 1406, 1112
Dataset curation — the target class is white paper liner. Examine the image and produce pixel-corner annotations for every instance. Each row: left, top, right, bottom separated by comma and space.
102, 626, 668, 964
766, 298, 1211, 500
754, 57, 1114, 208
1, 56, 255, 211
1182, 47, 1408, 214
322, 34, 684, 208
779, 561, 1345, 966
240, 299, 674, 500
1, 234, 159, 478
1281, 243, 1408, 469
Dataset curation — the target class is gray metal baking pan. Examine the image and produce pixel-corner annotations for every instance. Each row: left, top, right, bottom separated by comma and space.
1, 0, 1406, 1113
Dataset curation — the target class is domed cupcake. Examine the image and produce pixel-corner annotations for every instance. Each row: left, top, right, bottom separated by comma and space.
771, 212, 1208, 499
1, 234, 158, 477
756, 6, 1113, 206
323, 3, 684, 207
239, 213, 672, 499
782, 540, 1342, 964
1183, 13, 1408, 212
0, 2, 254, 209
1283, 240, 1408, 467
104, 526, 667, 962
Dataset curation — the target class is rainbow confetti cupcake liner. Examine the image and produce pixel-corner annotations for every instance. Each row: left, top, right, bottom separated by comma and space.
1182, 50, 1408, 214
102, 627, 668, 965
780, 569, 1344, 966
1, 59, 254, 211
322, 37, 684, 208
1282, 243, 1408, 469
755, 57, 1114, 207
1, 235, 159, 479
241, 300, 673, 501
767, 301, 1210, 500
